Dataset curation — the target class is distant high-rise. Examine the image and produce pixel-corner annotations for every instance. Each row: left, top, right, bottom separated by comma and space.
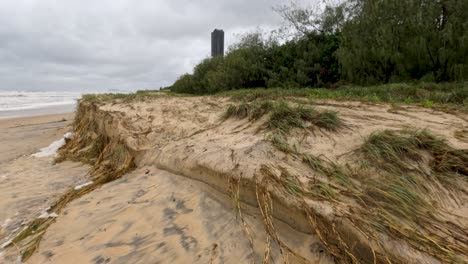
211, 29, 224, 57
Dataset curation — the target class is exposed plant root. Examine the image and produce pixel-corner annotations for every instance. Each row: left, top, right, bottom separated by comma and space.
255, 171, 294, 264
227, 175, 256, 264
258, 165, 364, 263
7, 101, 136, 262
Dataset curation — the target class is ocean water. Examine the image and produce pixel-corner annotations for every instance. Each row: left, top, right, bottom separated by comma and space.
0, 91, 82, 119
0, 89, 136, 119
0, 91, 81, 111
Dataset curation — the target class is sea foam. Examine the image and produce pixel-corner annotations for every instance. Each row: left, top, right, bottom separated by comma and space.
32, 132, 75, 158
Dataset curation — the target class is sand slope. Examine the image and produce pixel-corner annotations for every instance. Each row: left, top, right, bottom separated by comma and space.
28, 167, 332, 264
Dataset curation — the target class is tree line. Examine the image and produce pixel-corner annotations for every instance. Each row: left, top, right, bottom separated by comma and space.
170, 0, 468, 94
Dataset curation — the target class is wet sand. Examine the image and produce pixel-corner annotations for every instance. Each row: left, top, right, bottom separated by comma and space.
0, 113, 74, 163
0, 104, 76, 120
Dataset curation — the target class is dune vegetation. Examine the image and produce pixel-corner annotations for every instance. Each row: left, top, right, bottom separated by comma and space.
221, 98, 467, 263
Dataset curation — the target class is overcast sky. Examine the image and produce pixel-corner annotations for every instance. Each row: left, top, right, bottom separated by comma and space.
0, 0, 286, 92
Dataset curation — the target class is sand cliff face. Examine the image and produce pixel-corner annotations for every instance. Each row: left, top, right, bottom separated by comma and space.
11, 96, 468, 263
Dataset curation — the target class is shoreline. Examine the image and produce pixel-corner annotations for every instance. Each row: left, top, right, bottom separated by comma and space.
0, 112, 75, 129
0, 112, 75, 164
0, 104, 76, 120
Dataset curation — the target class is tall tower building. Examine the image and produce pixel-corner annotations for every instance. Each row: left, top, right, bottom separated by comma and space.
211, 29, 224, 57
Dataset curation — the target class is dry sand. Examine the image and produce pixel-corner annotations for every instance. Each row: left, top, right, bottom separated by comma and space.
28, 166, 331, 264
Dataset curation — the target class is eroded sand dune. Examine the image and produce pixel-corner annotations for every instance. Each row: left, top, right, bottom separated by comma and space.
2, 96, 467, 263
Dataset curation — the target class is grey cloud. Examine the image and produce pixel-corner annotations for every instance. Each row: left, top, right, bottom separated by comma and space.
0, 0, 285, 91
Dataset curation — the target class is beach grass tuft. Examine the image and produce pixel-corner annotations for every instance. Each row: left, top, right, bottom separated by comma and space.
222, 102, 251, 120
222, 100, 345, 134
352, 128, 468, 262
361, 129, 468, 178
222, 100, 275, 121
266, 102, 306, 133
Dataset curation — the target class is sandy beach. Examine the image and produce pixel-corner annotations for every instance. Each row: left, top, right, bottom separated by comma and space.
0, 104, 77, 120
0, 113, 74, 163
0, 113, 91, 263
